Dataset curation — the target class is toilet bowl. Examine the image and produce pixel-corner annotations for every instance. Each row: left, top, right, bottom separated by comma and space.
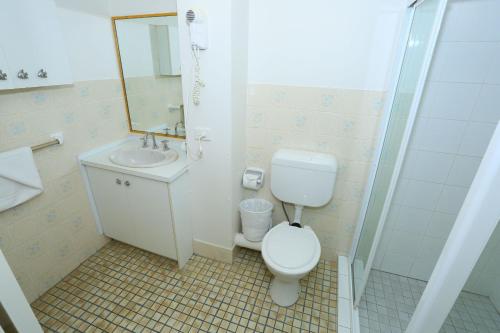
262, 222, 321, 306
263, 149, 337, 306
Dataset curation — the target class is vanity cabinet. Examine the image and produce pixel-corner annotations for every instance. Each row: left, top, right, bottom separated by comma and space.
86, 166, 190, 265
0, 0, 72, 90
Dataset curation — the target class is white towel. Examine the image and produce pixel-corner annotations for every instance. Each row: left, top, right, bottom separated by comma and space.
0, 147, 43, 212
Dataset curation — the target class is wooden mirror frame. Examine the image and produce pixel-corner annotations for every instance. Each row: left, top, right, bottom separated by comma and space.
111, 12, 185, 139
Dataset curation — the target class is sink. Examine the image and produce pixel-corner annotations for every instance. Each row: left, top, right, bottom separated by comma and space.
109, 148, 178, 168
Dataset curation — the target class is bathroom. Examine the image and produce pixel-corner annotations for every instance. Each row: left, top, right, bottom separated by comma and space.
0, 0, 499, 332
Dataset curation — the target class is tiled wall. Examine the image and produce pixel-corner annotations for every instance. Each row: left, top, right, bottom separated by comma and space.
0, 80, 129, 302
125, 76, 183, 133
374, 0, 500, 284
245, 84, 385, 260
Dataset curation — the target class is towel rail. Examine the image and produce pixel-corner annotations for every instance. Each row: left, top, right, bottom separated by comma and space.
31, 138, 60, 151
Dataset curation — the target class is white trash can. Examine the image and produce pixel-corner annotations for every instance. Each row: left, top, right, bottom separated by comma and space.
239, 198, 273, 242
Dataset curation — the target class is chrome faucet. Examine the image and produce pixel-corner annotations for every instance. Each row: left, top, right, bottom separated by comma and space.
175, 121, 185, 136
141, 132, 150, 148
151, 132, 159, 149
141, 132, 159, 149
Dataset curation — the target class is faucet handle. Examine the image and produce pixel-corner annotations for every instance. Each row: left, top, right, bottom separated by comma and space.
161, 139, 170, 151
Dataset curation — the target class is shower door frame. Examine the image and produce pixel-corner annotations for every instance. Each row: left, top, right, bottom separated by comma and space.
349, 0, 449, 308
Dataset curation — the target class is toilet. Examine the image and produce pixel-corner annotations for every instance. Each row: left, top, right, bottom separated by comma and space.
262, 149, 337, 306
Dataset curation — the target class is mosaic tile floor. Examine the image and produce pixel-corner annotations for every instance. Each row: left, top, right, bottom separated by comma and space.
358, 269, 500, 333
31, 241, 338, 332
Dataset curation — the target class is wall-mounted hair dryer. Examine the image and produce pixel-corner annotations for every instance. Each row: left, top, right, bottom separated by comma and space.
186, 8, 208, 50
186, 8, 208, 106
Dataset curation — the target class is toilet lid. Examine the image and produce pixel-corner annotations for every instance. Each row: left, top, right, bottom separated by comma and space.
265, 223, 318, 269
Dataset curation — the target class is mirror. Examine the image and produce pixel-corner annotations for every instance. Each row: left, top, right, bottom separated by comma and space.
112, 13, 185, 138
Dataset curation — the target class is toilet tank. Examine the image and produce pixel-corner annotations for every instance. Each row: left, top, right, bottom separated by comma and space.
271, 149, 337, 207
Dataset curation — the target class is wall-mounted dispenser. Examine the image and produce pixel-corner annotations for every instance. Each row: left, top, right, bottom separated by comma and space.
242, 167, 265, 190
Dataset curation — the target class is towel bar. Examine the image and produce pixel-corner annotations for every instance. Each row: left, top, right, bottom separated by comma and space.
31, 138, 60, 151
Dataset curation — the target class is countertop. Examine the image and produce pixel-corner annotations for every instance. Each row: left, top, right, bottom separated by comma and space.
79, 137, 189, 183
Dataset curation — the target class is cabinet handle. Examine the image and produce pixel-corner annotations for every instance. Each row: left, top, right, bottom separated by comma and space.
37, 69, 48, 78
115, 178, 121, 185
0, 70, 7, 80
17, 69, 28, 79
124, 180, 130, 187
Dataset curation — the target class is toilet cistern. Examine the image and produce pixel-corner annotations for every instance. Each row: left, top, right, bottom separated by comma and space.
270, 149, 337, 225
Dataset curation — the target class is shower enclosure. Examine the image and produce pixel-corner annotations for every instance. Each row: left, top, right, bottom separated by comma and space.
349, 0, 500, 332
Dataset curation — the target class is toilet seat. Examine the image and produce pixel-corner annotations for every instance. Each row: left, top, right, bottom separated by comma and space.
262, 222, 321, 275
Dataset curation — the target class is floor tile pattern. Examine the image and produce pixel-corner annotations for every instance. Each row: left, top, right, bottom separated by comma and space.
31, 241, 338, 332
358, 269, 500, 333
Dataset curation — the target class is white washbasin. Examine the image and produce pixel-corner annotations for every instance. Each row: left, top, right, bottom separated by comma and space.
109, 148, 178, 168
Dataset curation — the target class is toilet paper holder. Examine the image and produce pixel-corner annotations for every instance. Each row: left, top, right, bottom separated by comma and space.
242, 167, 265, 190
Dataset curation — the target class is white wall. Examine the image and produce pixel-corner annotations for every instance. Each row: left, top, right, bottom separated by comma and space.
54, 0, 177, 82
248, 0, 406, 90
374, 0, 500, 284
55, 0, 248, 259
231, 0, 249, 242
177, 0, 248, 256
245, 0, 406, 258
55, 6, 118, 81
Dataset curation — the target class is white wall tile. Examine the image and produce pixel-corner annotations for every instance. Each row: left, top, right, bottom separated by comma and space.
446, 155, 482, 187
402, 149, 454, 183
439, 0, 500, 42
394, 206, 432, 235
411, 117, 466, 154
380, 252, 413, 276
470, 85, 500, 123
429, 42, 494, 83
459, 122, 496, 157
417, 235, 446, 262
419, 82, 480, 121
400, 180, 443, 210
387, 231, 424, 257
425, 211, 456, 238
410, 258, 437, 281
484, 43, 500, 85
435, 185, 468, 214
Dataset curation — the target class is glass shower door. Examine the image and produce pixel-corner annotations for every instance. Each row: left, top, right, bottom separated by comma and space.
352, 0, 442, 304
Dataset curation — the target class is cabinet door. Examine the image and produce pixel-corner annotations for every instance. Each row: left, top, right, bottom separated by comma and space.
0, 47, 12, 90
123, 174, 177, 259
27, 0, 72, 87
0, 0, 72, 89
86, 167, 136, 243
0, 1, 37, 89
